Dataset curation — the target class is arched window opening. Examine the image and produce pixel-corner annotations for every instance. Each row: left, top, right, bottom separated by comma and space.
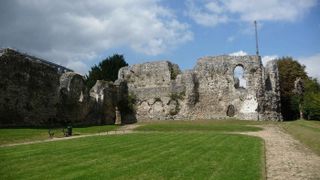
234, 65, 246, 89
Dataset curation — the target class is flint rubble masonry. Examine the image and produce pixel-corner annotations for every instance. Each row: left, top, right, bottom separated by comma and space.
117, 56, 282, 121
0, 49, 282, 127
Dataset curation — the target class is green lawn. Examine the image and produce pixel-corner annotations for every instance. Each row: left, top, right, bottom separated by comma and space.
0, 133, 264, 180
0, 125, 118, 145
136, 120, 265, 132
281, 120, 320, 155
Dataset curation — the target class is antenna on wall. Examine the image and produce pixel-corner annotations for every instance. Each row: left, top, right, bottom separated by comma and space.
254, 20, 259, 56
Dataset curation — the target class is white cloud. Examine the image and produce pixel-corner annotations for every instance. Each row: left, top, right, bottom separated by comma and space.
186, 0, 317, 27
298, 53, 320, 80
66, 61, 88, 76
0, 0, 193, 74
185, 0, 229, 27
229, 50, 248, 56
262, 55, 278, 66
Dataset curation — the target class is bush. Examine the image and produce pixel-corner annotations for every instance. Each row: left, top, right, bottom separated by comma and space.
85, 54, 128, 88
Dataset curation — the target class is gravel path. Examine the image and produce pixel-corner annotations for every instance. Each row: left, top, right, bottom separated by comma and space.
240, 125, 320, 180
117, 124, 141, 131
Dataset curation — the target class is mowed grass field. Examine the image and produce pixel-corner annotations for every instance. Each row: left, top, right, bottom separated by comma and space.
136, 120, 265, 132
0, 125, 118, 145
0, 133, 264, 180
0, 120, 267, 179
281, 120, 320, 155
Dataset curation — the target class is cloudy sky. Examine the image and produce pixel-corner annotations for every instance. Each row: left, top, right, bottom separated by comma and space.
0, 0, 319, 79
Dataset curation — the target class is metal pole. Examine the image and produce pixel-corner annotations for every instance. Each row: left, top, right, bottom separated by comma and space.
254, 20, 259, 56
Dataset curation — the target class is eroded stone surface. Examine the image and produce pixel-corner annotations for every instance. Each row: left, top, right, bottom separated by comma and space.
0, 49, 282, 126
87, 80, 117, 124
0, 48, 69, 126
57, 72, 91, 124
118, 56, 282, 121
0, 49, 123, 126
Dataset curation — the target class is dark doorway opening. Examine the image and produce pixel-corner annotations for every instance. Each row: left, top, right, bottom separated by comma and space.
227, 105, 235, 117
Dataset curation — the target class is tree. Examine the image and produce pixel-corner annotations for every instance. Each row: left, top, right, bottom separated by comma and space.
85, 54, 128, 88
303, 78, 320, 120
277, 57, 308, 120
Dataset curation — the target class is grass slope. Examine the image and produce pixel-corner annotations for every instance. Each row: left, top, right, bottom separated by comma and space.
0, 133, 264, 180
0, 125, 117, 145
282, 120, 320, 155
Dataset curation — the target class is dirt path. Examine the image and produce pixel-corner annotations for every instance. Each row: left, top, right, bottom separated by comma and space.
241, 125, 320, 180
0, 124, 141, 148
117, 124, 141, 131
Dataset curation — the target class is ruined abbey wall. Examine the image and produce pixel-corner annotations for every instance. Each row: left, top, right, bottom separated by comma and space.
0, 48, 282, 126
0, 49, 124, 127
118, 55, 282, 121
0, 49, 64, 126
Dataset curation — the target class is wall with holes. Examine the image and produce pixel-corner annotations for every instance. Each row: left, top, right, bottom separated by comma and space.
118, 55, 282, 121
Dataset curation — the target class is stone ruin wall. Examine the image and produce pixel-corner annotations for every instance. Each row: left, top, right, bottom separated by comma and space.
0, 48, 64, 126
0, 48, 282, 126
0, 49, 126, 127
118, 55, 282, 121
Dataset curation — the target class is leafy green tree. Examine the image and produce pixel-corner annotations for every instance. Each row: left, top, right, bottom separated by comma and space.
85, 54, 128, 88
277, 57, 308, 120
303, 78, 320, 120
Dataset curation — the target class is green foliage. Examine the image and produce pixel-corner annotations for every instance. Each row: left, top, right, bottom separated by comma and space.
303, 78, 320, 120
170, 68, 179, 80
85, 66, 101, 88
304, 93, 320, 120
169, 92, 185, 101
168, 63, 180, 80
277, 57, 320, 120
127, 93, 137, 112
85, 54, 128, 88
277, 57, 308, 120
118, 93, 137, 115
